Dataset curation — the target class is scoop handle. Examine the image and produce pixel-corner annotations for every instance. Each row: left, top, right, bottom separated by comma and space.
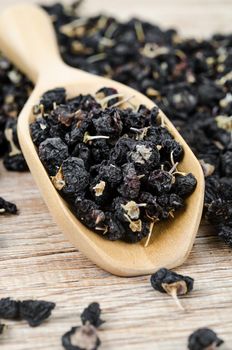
0, 3, 63, 83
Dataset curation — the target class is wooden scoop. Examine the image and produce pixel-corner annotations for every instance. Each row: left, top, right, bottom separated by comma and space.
0, 4, 204, 276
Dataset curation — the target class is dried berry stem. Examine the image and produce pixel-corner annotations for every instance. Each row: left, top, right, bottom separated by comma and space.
169, 288, 185, 311
169, 162, 179, 174
96, 93, 124, 108
170, 150, 175, 166
110, 95, 135, 108
83, 132, 110, 143
134, 21, 145, 43
144, 220, 156, 247
87, 53, 107, 64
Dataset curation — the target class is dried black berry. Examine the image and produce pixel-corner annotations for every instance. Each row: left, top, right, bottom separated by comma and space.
81, 302, 104, 328
96, 87, 119, 107
173, 173, 197, 197
103, 212, 126, 241
0, 197, 18, 215
128, 141, 160, 171
0, 297, 55, 327
188, 328, 224, 350
71, 143, 91, 168
0, 298, 20, 319
61, 157, 90, 196
3, 119, 28, 171
92, 108, 123, 138
38, 137, 69, 175
74, 197, 104, 229
40, 87, 66, 110
62, 324, 100, 350
98, 164, 122, 186
161, 139, 184, 162
150, 268, 194, 309
30, 117, 50, 146
148, 170, 173, 194
217, 224, 232, 247
19, 299, 56, 327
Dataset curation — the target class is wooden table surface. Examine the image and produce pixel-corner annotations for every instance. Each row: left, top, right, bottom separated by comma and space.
0, 1, 232, 349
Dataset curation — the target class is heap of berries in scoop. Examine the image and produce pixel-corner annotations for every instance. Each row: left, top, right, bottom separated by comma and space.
30, 87, 197, 244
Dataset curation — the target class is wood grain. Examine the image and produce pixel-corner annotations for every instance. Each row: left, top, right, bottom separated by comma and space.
1, 0, 232, 349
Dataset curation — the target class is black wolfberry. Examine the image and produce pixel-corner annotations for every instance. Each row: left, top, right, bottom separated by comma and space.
188, 328, 224, 350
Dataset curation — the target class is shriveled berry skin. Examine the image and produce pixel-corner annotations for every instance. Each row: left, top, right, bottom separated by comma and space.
3, 118, 28, 171
104, 212, 126, 241
74, 197, 103, 229
0, 298, 55, 326
204, 175, 232, 246
92, 109, 123, 138
19, 300, 56, 327
71, 143, 91, 168
96, 87, 119, 106
124, 221, 150, 243
145, 126, 173, 145
0, 298, 20, 319
218, 224, 232, 246
117, 163, 141, 199
148, 170, 173, 194
157, 193, 184, 214
188, 328, 224, 350
61, 157, 90, 197
65, 118, 92, 146
110, 137, 135, 165
38, 137, 69, 175
119, 108, 148, 131
81, 302, 104, 328
90, 139, 111, 164
3, 154, 28, 172
30, 117, 50, 146
0, 197, 18, 214
139, 192, 163, 219
173, 173, 197, 197
150, 268, 194, 294
112, 197, 131, 223
62, 325, 100, 350
161, 139, 184, 162
40, 87, 66, 110
205, 199, 231, 225
128, 141, 160, 171
98, 164, 122, 187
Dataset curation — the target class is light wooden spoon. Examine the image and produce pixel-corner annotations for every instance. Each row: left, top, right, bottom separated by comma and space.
0, 3, 204, 276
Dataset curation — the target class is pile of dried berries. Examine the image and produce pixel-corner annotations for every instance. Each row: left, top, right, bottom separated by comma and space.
62, 302, 104, 350
0, 297, 55, 327
30, 86, 196, 243
0, 55, 32, 170
0, 297, 104, 350
0, 1, 232, 245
